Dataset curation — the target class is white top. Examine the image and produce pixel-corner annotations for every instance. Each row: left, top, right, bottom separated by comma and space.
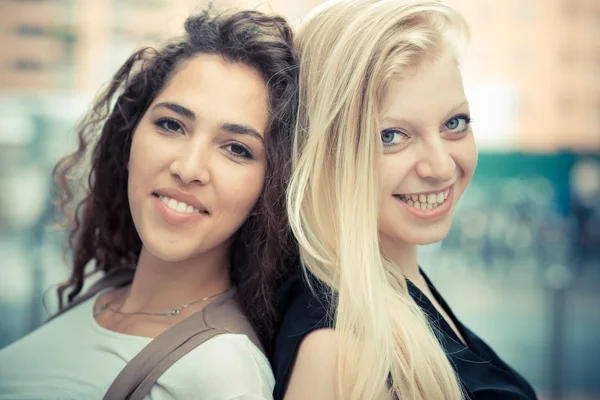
0, 292, 274, 400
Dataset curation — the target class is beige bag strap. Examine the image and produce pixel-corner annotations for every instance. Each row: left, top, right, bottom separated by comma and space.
102, 287, 264, 400
46, 268, 135, 324
45, 268, 261, 399
104, 324, 226, 400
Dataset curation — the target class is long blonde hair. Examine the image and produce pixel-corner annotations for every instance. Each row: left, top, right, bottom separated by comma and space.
287, 0, 469, 398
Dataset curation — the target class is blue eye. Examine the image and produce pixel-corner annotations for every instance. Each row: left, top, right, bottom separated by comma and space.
380, 129, 408, 147
445, 115, 470, 132
155, 118, 184, 133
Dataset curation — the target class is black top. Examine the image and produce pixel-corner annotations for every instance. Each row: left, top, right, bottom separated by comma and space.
271, 270, 538, 400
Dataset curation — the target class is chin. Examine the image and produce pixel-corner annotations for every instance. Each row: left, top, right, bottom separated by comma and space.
144, 241, 202, 264
411, 235, 446, 246
400, 224, 452, 246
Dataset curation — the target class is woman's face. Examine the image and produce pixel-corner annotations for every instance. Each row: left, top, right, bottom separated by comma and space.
127, 54, 269, 263
377, 54, 478, 253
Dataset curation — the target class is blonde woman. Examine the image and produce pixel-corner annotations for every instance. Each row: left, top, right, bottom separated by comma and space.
270, 0, 538, 399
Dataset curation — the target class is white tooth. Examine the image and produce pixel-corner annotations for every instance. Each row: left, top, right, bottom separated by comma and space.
411, 194, 418, 202
413, 201, 420, 209
419, 194, 426, 203
427, 193, 436, 204
444, 190, 449, 199
176, 202, 188, 212
427, 203, 433, 209
193, 208, 200, 213
185, 205, 194, 213
437, 193, 444, 203
161, 196, 169, 204
420, 202, 427, 210
407, 199, 413, 206
167, 199, 178, 210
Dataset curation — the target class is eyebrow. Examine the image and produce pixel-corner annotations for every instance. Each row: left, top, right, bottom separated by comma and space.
442, 100, 470, 121
219, 123, 264, 144
152, 102, 264, 143
380, 100, 470, 128
152, 102, 195, 120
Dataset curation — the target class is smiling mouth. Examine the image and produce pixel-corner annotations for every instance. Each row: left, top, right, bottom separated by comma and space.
393, 187, 450, 211
153, 194, 209, 215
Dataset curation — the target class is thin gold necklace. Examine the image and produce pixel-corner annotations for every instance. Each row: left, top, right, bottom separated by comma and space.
93, 289, 228, 317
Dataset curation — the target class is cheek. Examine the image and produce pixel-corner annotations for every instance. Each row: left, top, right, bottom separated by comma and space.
128, 128, 155, 179
379, 153, 414, 195
127, 127, 170, 211
217, 164, 266, 215
128, 126, 174, 182
449, 137, 477, 205
378, 157, 409, 225
127, 133, 144, 195
456, 135, 478, 177
128, 134, 151, 187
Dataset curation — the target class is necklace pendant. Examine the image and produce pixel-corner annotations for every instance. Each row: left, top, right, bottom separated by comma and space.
166, 308, 181, 316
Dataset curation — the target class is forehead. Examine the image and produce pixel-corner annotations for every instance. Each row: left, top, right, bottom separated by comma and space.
379, 55, 466, 126
154, 54, 269, 134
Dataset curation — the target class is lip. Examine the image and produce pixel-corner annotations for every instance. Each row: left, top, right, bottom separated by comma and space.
153, 187, 209, 214
154, 196, 206, 225
394, 185, 454, 221
394, 184, 454, 197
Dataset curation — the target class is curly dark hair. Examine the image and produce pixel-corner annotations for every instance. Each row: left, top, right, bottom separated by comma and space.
53, 8, 299, 352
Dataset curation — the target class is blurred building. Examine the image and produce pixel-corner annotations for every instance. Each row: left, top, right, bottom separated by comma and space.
0, 0, 322, 93
448, 0, 600, 152
0, 0, 203, 92
1, 0, 71, 91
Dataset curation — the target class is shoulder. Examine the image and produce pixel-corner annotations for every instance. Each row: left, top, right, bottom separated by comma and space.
282, 330, 392, 400
156, 333, 274, 399
282, 328, 339, 400
271, 270, 333, 399
273, 270, 332, 345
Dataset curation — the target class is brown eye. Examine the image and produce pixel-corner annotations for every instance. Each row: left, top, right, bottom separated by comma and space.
224, 142, 253, 159
155, 118, 184, 133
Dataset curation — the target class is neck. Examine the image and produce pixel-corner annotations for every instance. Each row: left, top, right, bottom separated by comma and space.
121, 245, 232, 313
379, 236, 422, 284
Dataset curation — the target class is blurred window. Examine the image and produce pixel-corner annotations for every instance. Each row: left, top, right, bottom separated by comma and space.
15, 25, 47, 37
514, 1, 534, 21
13, 60, 44, 71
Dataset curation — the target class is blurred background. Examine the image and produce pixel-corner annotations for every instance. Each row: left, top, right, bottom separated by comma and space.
0, 0, 598, 399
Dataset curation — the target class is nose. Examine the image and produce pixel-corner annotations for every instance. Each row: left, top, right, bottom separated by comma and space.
415, 135, 455, 183
169, 139, 211, 185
